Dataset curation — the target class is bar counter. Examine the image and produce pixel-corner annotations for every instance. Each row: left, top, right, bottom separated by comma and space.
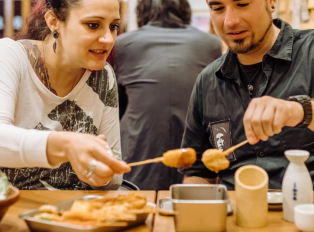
0, 190, 305, 232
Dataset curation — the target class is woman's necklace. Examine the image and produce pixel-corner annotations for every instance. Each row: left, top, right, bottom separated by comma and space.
42, 41, 79, 93
238, 63, 262, 96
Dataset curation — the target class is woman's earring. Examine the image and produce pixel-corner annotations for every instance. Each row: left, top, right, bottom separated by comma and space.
52, 30, 59, 53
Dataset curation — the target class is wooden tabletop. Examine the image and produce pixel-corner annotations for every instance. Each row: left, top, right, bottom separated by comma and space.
154, 191, 299, 232
0, 190, 156, 232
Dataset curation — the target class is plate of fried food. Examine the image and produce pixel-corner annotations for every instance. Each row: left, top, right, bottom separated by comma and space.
19, 193, 156, 232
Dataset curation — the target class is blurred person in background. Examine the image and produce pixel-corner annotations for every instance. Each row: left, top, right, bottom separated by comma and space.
114, 0, 222, 190
0, 0, 130, 190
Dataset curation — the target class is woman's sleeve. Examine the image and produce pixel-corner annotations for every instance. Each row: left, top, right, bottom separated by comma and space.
92, 64, 123, 190
0, 39, 53, 168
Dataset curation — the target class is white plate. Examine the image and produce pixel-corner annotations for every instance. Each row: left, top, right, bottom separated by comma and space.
267, 191, 283, 204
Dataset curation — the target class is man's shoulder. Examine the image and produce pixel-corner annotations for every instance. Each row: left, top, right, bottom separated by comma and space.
199, 53, 227, 79
293, 28, 314, 47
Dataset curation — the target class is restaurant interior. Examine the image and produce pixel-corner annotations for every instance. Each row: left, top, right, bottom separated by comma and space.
1, 0, 314, 231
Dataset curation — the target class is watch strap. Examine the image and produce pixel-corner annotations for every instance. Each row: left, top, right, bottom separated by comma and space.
287, 95, 312, 128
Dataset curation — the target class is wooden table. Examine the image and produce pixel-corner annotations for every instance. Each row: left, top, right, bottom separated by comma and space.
0, 190, 156, 232
154, 191, 300, 232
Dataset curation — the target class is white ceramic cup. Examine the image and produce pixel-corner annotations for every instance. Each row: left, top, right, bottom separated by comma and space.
294, 204, 314, 232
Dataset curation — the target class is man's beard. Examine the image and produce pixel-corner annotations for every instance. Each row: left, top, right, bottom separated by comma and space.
226, 15, 273, 54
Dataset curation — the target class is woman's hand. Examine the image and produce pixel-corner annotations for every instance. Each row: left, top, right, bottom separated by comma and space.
243, 96, 304, 145
46, 132, 131, 186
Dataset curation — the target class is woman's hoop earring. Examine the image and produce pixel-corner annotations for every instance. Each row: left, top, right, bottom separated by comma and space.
52, 30, 59, 53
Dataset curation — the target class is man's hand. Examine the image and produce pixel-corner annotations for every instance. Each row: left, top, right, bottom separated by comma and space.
243, 96, 304, 144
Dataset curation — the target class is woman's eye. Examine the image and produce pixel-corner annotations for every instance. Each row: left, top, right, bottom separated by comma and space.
211, 6, 224, 11
110, 24, 120, 32
238, 3, 249, 7
87, 23, 99, 29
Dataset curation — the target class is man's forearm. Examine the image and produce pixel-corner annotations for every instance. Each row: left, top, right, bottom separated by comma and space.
183, 175, 218, 184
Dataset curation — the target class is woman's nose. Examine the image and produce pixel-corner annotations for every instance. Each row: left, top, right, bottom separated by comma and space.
98, 29, 114, 44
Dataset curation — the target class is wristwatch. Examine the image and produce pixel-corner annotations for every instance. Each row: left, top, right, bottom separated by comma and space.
287, 95, 312, 128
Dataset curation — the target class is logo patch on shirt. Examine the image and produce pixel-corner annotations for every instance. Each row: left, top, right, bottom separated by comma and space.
209, 119, 235, 161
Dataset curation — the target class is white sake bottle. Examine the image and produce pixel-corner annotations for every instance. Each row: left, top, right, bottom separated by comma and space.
282, 150, 313, 222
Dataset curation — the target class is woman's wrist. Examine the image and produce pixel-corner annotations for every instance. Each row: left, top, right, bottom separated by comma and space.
46, 132, 69, 166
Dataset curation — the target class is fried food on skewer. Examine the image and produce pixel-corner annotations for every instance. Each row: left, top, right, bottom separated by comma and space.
162, 148, 196, 168
201, 140, 248, 173
201, 149, 229, 173
128, 148, 197, 168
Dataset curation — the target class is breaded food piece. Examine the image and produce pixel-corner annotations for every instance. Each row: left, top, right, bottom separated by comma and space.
201, 149, 229, 173
70, 200, 93, 212
39, 205, 59, 215
34, 212, 62, 221
62, 211, 97, 220
162, 148, 196, 168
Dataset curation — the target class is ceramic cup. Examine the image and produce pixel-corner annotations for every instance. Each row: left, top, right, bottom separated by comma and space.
235, 165, 269, 228
295, 204, 314, 231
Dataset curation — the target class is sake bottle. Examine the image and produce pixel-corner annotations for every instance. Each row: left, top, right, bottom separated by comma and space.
282, 150, 313, 222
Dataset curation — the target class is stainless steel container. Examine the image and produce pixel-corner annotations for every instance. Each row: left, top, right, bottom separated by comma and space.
19, 195, 151, 232
170, 184, 232, 232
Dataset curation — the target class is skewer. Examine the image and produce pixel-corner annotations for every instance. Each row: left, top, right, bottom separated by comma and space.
223, 140, 248, 156
128, 157, 164, 167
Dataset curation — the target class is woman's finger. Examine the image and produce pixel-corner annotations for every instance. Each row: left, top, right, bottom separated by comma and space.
94, 161, 116, 178
97, 134, 107, 141
92, 142, 131, 173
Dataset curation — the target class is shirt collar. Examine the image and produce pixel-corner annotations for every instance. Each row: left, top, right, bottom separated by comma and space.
217, 18, 294, 80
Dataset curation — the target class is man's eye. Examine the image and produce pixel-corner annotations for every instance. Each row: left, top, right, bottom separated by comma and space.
87, 23, 99, 29
110, 24, 120, 32
238, 3, 249, 7
211, 6, 224, 11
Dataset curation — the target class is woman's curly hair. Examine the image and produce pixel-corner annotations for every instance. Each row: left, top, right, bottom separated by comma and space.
17, 0, 81, 40
136, 0, 191, 28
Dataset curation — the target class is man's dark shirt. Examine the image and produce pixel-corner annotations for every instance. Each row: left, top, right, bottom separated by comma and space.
180, 19, 314, 190
238, 61, 263, 97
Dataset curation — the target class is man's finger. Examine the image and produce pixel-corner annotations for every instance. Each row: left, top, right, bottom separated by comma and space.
261, 105, 276, 137
243, 101, 259, 144
273, 104, 288, 134
250, 104, 268, 141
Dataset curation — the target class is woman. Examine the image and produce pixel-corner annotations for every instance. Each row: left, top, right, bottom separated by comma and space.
0, 0, 130, 190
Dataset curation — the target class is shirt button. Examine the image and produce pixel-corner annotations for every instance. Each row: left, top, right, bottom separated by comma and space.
259, 151, 265, 157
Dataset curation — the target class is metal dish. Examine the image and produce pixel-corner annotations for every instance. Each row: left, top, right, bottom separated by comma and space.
158, 196, 233, 216
19, 195, 151, 232
169, 184, 233, 232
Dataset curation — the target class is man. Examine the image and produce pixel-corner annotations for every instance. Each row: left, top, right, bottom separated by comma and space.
114, 0, 222, 190
181, 0, 314, 189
